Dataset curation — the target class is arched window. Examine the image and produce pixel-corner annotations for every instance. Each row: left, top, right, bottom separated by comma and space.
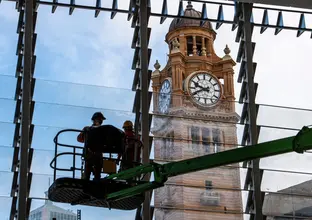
212, 128, 222, 153
186, 36, 193, 56
161, 131, 174, 160
202, 127, 210, 153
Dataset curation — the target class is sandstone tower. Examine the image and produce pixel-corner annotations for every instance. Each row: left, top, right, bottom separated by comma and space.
151, 2, 243, 220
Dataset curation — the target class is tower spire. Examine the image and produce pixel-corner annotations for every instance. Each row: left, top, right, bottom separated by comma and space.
187, 1, 193, 9
45, 177, 53, 205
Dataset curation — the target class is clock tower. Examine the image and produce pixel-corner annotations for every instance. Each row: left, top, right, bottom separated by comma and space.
151, 2, 243, 220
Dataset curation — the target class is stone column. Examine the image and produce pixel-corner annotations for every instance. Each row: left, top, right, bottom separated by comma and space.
206, 38, 211, 56
192, 36, 197, 55
201, 37, 206, 56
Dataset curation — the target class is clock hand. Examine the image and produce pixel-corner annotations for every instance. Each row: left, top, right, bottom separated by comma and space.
203, 88, 210, 92
194, 82, 204, 89
191, 89, 203, 96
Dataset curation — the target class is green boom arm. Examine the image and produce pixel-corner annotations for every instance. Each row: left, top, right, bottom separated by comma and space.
105, 126, 312, 201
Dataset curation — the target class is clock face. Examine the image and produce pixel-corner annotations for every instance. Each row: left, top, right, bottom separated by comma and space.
158, 79, 172, 114
188, 72, 222, 107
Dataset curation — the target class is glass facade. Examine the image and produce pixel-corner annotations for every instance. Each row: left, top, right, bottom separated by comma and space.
49, 211, 77, 220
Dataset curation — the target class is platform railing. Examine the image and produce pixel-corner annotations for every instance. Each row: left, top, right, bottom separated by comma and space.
50, 128, 144, 182
51, 129, 85, 181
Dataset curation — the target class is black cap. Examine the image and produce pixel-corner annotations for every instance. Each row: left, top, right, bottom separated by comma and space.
91, 112, 106, 120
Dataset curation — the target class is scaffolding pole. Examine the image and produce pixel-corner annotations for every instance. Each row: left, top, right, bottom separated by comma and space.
18, 0, 33, 219
139, 0, 151, 219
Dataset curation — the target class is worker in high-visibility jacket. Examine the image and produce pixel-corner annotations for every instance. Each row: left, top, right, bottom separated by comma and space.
77, 112, 106, 181
119, 120, 143, 171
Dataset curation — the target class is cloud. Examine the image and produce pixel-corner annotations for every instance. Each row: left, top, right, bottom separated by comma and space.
33, 6, 135, 88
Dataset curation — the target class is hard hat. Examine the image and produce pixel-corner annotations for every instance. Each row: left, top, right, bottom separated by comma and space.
91, 112, 106, 121
123, 120, 133, 129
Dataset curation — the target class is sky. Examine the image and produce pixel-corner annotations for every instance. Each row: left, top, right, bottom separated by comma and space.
1, 0, 312, 219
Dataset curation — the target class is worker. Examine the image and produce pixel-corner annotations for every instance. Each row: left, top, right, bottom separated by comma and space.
119, 120, 143, 171
77, 112, 106, 181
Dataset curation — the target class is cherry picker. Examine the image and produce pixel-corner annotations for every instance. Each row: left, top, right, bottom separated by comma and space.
48, 125, 312, 211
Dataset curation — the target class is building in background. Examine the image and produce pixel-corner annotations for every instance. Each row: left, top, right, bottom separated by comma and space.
263, 179, 312, 219
151, 2, 243, 219
28, 191, 78, 220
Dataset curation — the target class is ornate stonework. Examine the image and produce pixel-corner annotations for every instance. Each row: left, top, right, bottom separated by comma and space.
182, 95, 235, 114
170, 109, 240, 124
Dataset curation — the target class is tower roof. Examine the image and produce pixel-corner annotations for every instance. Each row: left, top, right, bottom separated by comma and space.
168, 1, 213, 33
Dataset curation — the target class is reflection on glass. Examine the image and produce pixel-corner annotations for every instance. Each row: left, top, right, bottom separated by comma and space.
152, 123, 241, 161
151, 91, 244, 218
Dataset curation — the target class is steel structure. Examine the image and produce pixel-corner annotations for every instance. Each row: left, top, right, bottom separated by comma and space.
230, 0, 312, 10
1, 0, 312, 219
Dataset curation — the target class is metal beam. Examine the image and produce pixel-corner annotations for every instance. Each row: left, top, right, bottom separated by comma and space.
139, 0, 151, 219
18, 0, 33, 219
3, 0, 312, 37
242, 3, 263, 219
104, 125, 312, 200
232, 0, 312, 10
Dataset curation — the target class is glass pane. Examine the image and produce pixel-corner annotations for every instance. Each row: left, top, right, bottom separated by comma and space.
32, 102, 135, 130
33, 79, 135, 112
0, 146, 13, 172
0, 172, 12, 196
35, 6, 135, 88
257, 127, 311, 173
0, 2, 18, 78
32, 125, 65, 151
262, 170, 312, 194
152, 118, 244, 161
31, 148, 75, 177
0, 122, 14, 147
0, 75, 16, 99
257, 104, 312, 130
0, 197, 11, 219
0, 99, 15, 123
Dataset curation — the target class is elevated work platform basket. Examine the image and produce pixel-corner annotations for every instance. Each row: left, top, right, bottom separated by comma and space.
48, 128, 145, 210
48, 178, 144, 210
